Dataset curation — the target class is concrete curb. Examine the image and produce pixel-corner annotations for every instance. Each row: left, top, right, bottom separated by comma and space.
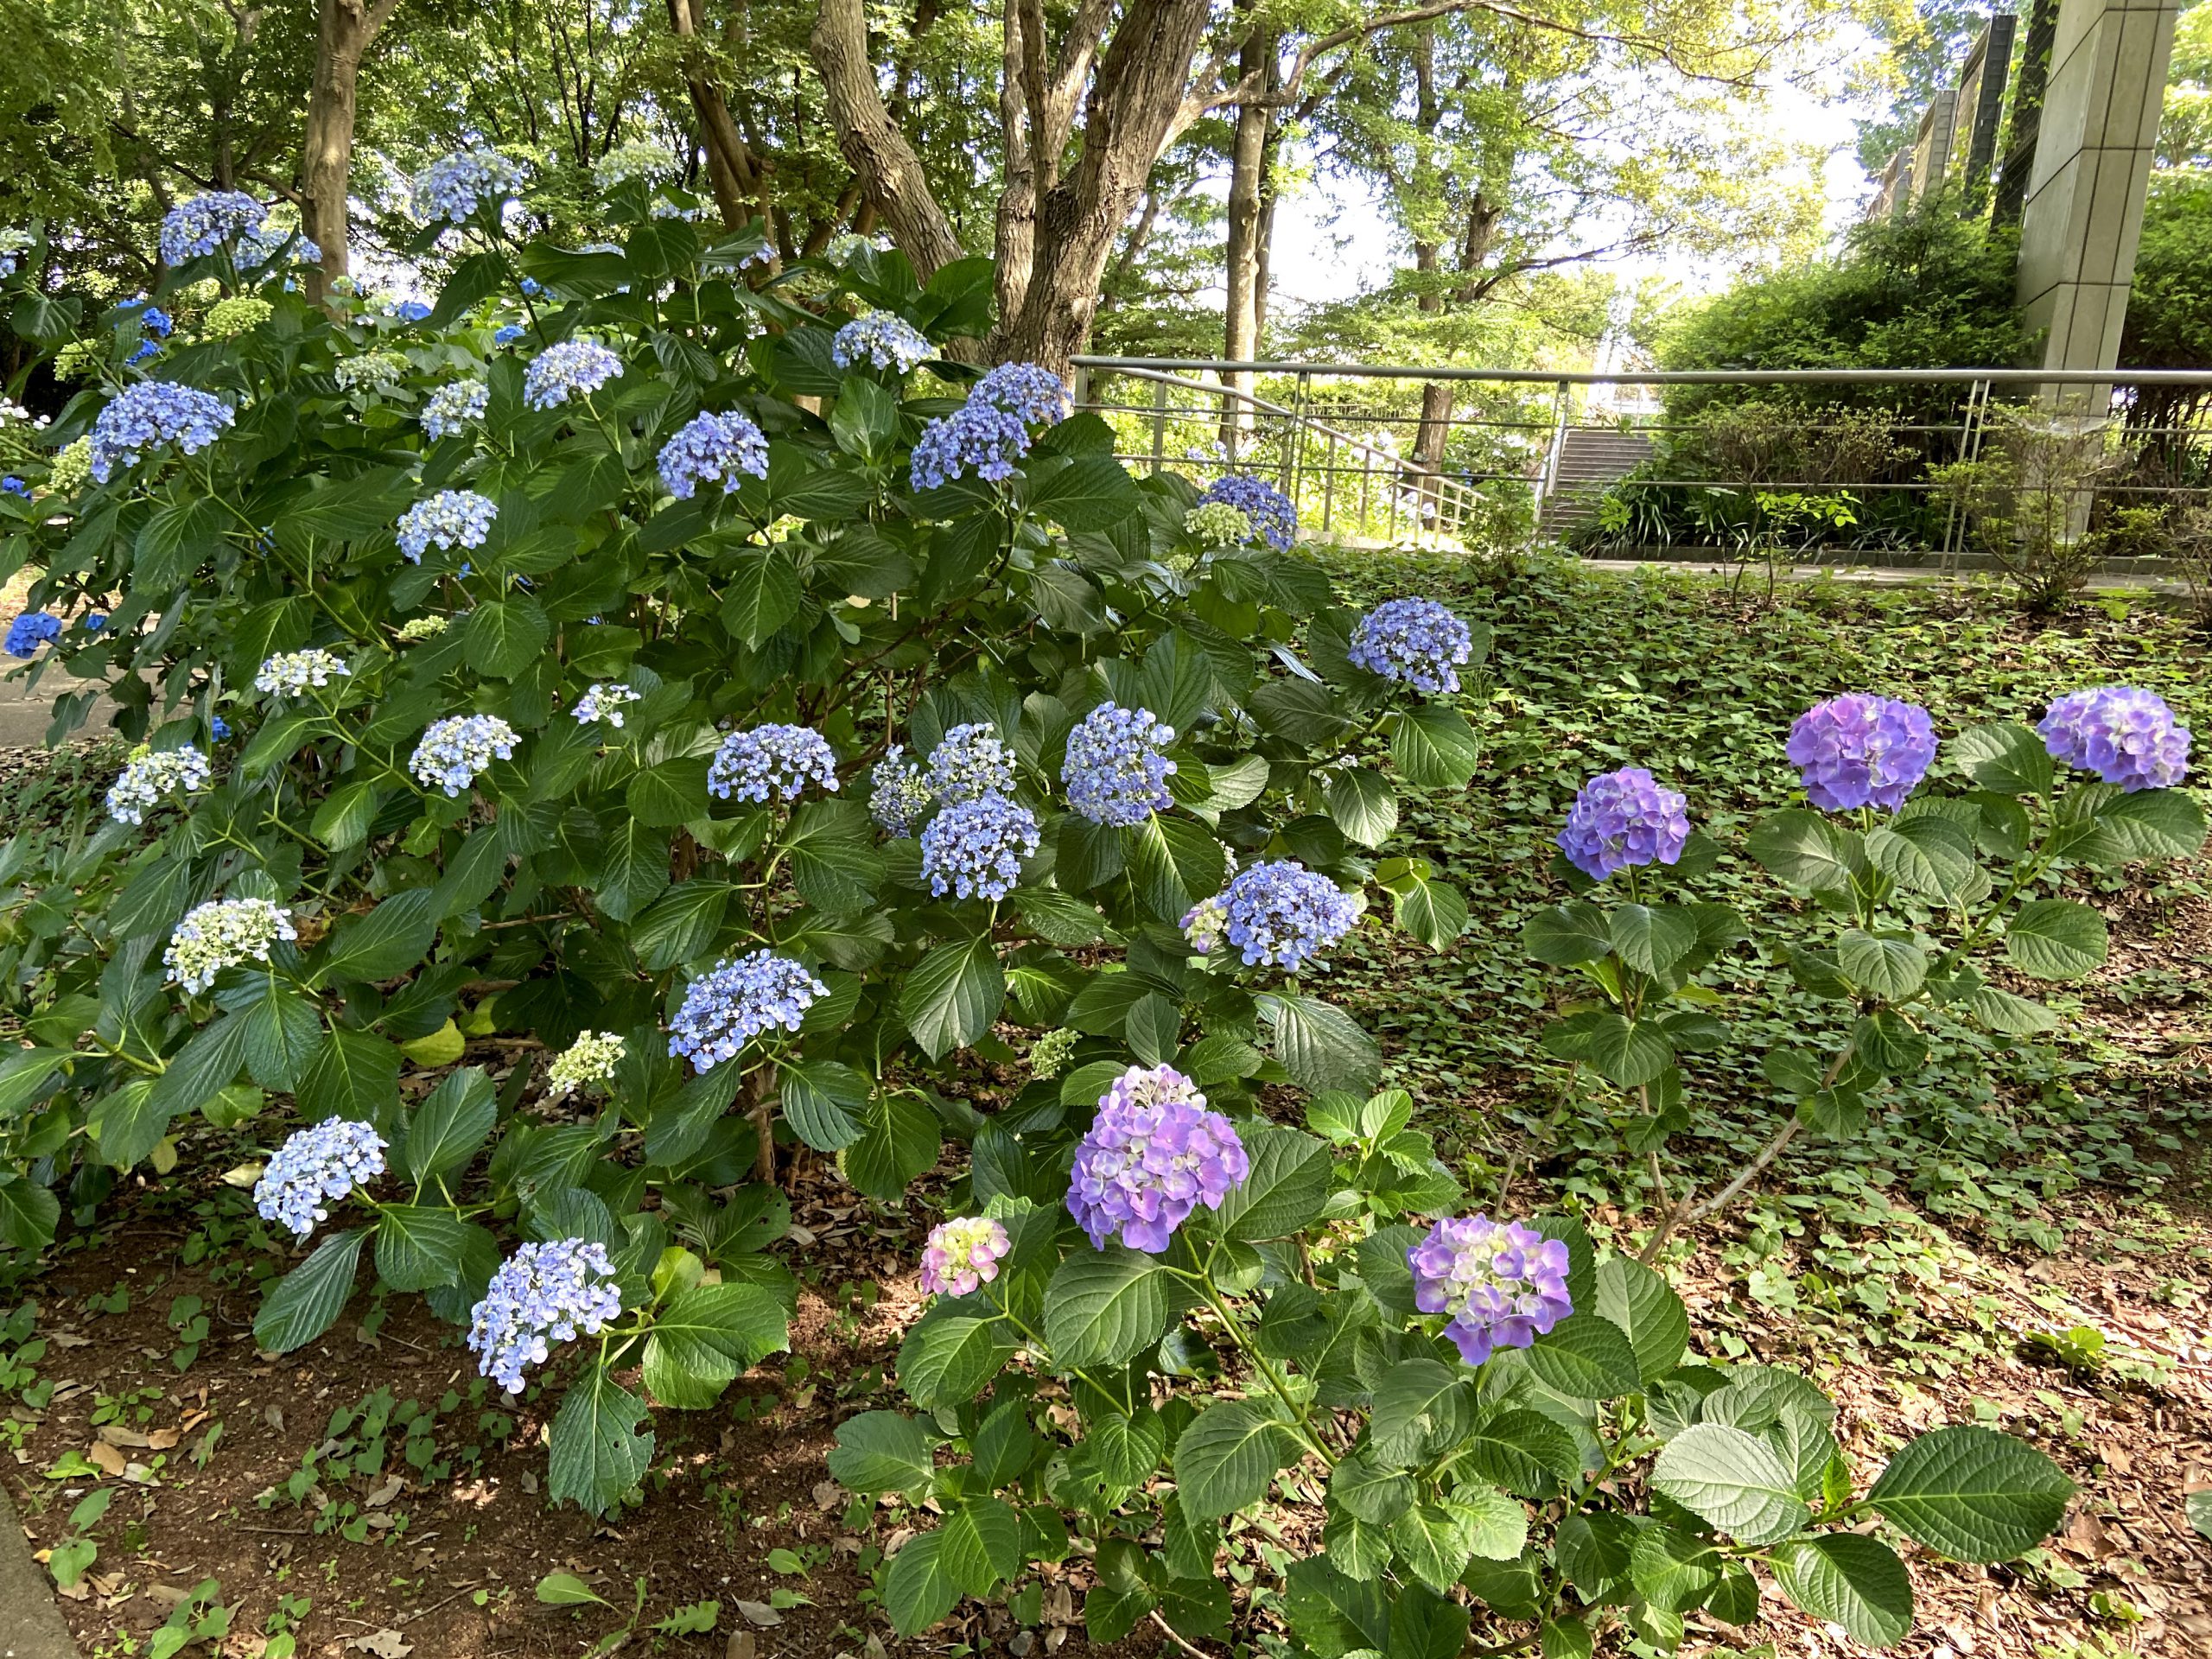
0, 1482, 80, 1659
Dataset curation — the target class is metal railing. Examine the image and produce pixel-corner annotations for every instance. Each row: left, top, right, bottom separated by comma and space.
1069, 359, 2212, 570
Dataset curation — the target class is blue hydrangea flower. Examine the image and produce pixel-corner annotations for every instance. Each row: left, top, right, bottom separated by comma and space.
0, 229, 31, 278
1063, 702, 1176, 826
467, 1239, 623, 1394
2037, 685, 2191, 792
1211, 859, 1358, 972
1408, 1214, 1573, 1368
254, 649, 351, 696
925, 722, 1014, 804
658, 410, 769, 499
159, 192, 267, 265
413, 148, 527, 226
831, 314, 932, 373
410, 714, 518, 796
1786, 694, 1938, 812
519, 276, 543, 297
4, 612, 61, 657
1348, 597, 1476, 696
1557, 766, 1690, 881
139, 306, 174, 339
971, 363, 1070, 425
82, 613, 106, 632
0, 477, 26, 499
87, 382, 235, 484
397, 490, 497, 563
165, 897, 297, 993
210, 714, 230, 741
869, 745, 932, 836
572, 683, 640, 728
708, 724, 839, 803
127, 340, 161, 365
1198, 475, 1297, 551
908, 363, 1069, 490
522, 339, 622, 410
237, 226, 320, 269
422, 379, 489, 441
920, 793, 1039, 900
493, 323, 525, 346
253, 1118, 385, 1239
106, 747, 212, 825
391, 300, 433, 322
1066, 1065, 1249, 1252
668, 950, 830, 1071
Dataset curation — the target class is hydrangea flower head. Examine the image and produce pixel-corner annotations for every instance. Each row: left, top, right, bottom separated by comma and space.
5, 612, 61, 658
1348, 598, 1476, 696
925, 721, 1014, 803
0, 228, 32, 278
397, 614, 449, 642
971, 362, 1070, 425
1067, 1065, 1249, 1252
594, 142, 675, 191
203, 296, 273, 337
1063, 702, 1177, 826
921, 794, 1039, 900
546, 1031, 626, 1099
107, 747, 212, 825
160, 192, 266, 265
254, 649, 351, 696
164, 898, 297, 993
1408, 1214, 1573, 1367
910, 399, 1033, 490
658, 410, 768, 499
410, 714, 518, 796
422, 379, 489, 441
254, 1118, 385, 1238
869, 744, 932, 836
1198, 476, 1296, 551
48, 437, 92, 496
668, 950, 829, 1070
1214, 860, 1357, 972
397, 490, 497, 563
708, 724, 838, 803
1180, 893, 1229, 953
523, 339, 622, 410
87, 383, 234, 484
832, 314, 932, 374
2037, 685, 2191, 792
1027, 1027, 1079, 1081
1557, 766, 1690, 881
0, 477, 27, 500
209, 714, 230, 741
1185, 502, 1254, 545
237, 226, 319, 270
137, 307, 173, 339
1786, 694, 1938, 812
334, 350, 408, 391
573, 683, 640, 728
493, 323, 525, 346
414, 148, 527, 226
919, 1217, 1011, 1297
467, 1239, 623, 1394
391, 300, 434, 323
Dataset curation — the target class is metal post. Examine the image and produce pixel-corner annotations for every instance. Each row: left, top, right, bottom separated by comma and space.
1287, 370, 1311, 521
1321, 430, 1338, 537
1149, 377, 1168, 477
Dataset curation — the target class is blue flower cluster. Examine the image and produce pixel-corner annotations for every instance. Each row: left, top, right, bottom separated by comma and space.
908, 363, 1069, 490
572, 683, 640, 728
409, 714, 518, 796
0, 229, 31, 278
868, 746, 932, 836
668, 950, 830, 1070
467, 1239, 624, 1394
139, 306, 174, 339
1063, 702, 1177, 826
238, 226, 320, 270
1205, 859, 1359, 972
920, 794, 1039, 900
159, 192, 266, 265
658, 410, 769, 499
493, 323, 525, 346
253, 1118, 386, 1238
2038, 685, 2192, 792
1348, 597, 1476, 696
421, 379, 489, 441
708, 723, 839, 803
971, 362, 1071, 425
87, 382, 235, 484
390, 300, 433, 322
1198, 475, 1297, 551
1786, 693, 1938, 812
831, 314, 933, 373
413, 148, 527, 226
4, 612, 60, 657
925, 722, 1015, 803
1557, 766, 1690, 881
0, 478, 27, 499
106, 747, 212, 825
523, 339, 622, 410
397, 490, 497, 563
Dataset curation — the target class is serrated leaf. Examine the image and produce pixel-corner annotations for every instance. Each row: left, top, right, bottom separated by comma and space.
2004, 898, 2108, 980
253, 1230, 365, 1352
1213, 1126, 1331, 1241
548, 1366, 654, 1516
1594, 1255, 1689, 1383
1173, 1400, 1295, 1516
374, 1205, 469, 1292
1649, 1422, 1808, 1545
899, 937, 1005, 1059
1954, 721, 2053, 796
1262, 991, 1380, 1093
1772, 1535, 1913, 1647
829, 1411, 935, 1496
1866, 1424, 2075, 1561
1043, 1247, 1169, 1368
899, 1313, 1015, 1409
1391, 704, 1481, 788
1521, 1313, 1643, 1399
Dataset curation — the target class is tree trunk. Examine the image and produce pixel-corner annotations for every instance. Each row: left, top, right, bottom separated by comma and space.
667, 0, 757, 233
1219, 22, 1277, 452
300, 0, 400, 307
810, 0, 965, 278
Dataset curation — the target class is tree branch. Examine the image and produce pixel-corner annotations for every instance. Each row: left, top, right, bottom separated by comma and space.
808, 0, 964, 278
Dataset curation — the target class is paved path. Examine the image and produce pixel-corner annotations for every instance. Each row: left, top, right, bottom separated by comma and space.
0, 676, 119, 750
0, 1484, 79, 1659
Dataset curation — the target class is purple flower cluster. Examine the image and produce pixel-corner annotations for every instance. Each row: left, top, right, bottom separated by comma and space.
668, 950, 829, 1070
708, 724, 839, 803
253, 1118, 386, 1238
1785, 694, 1938, 813
159, 192, 266, 265
925, 722, 1015, 804
919, 1217, 1011, 1297
467, 1239, 623, 1394
523, 339, 622, 410
1348, 598, 1476, 696
1407, 1214, 1573, 1367
908, 363, 1068, 490
409, 714, 518, 796
414, 149, 526, 226
87, 382, 235, 484
1208, 860, 1359, 972
1067, 1065, 1249, 1252
869, 745, 932, 837
2037, 685, 2192, 793
1557, 766, 1690, 881
920, 795, 1039, 900
971, 363, 1071, 426
397, 490, 497, 563
832, 314, 932, 374
5, 612, 60, 658
1062, 702, 1177, 827
1198, 476, 1297, 552
658, 410, 770, 499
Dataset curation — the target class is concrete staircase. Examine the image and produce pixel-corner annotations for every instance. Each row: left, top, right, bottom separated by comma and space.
1538, 428, 1654, 535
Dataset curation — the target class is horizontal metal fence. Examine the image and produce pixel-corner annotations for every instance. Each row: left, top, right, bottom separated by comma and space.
1068, 359, 2212, 571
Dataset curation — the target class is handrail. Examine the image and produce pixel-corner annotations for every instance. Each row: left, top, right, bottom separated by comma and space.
1072, 357, 2212, 388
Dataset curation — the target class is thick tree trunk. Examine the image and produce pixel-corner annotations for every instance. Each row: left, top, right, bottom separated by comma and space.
667, 0, 757, 233
1220, 22, 1276, 451
810, 0, 965, 278
302, 0, 399, 305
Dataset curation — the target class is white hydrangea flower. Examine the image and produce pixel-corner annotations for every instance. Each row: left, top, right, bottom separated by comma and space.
545, 1030, 626, 1099
254, 648, 351, 696
572, 683, 640, 728
164, 898, 297, 993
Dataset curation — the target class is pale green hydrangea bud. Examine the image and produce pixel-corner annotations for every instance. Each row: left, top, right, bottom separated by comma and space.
48, 436, 93, 496
396, 614, 450, 642
546, 1029, 626, 1098
1185, 501, 1254, 546
1027, 1027, 1080, 1081
205, 296, 274, 337
334, 350, 408, 391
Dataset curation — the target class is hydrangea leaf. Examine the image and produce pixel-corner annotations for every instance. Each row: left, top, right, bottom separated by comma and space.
1865, 1424, 2075, 1561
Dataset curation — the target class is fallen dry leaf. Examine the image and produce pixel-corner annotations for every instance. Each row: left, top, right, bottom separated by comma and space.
346, 1630, 412, 1658
734, 1599, 783, 1628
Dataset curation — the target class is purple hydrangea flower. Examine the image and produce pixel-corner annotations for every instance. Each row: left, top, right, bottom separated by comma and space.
397, 490, 497, 563
1212, 860, 1358, 972
832, 314, 932, 374
919, 1217, 1011, 1297
970, 363, 1070, 425
1347, 598, 1475, 696
1407, 1214, 1573, 1367
523, 339, 622, 410
1785, 694, 1938, 813
2037, 686, 2191, 793
920, 794, 1039, 900
87, 382, 235, 484
467, 1239, 623, 1394
1067, 1065, 1249, 1252
708, 724, 839, 803
253, 1118, 385, 1238
159, 192, 266, 265
908, 363, 1069, 490
1556, 766, 1690, 882
668, 950, 829, 1070
5, 612, 61, 657
869, 745, 932, 836
414, 148, 527, 226
925, 722, 1014, 804
1063, 702, 1177, 827
658, 410, 769, 499
1198, 476, 1297, 552
409, 714, 518, 796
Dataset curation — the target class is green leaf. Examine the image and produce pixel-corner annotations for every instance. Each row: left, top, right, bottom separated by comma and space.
1460, 1408, 1582, 1497
1594, 1256, 1689, 1383
644, 1281, 791, 1408
1521, 1313, 1643, 1400
779, 1059, 869, 1152
1837, 930, 1928, 1001
1090, 1409, 1166, 1487
315, 890, 441, 986
297, 1028, 402, 1124
1329, 1450, 1414, 1524
1213, 1126, 1331, 1241
253, 1230, 365, 1352
1866, 817, 1979, 899
1368, 1357, 1471, 1466
828, 1411, 935, 1496
400, 1067, 496, 1192
1391, 705, 1481, 788
1772, 1535, 1913, 1648
1028, 454, 1143, 531
785, 799, 886, 912
721, 549, 803, 647
1043, 1246, 1169, 1368
938, 1497, 1021, 1596
626, 756, 711, 828
633, 881, 731, 971
534, 1571, 611, 1608
1173, 1400, 1295, 1516
462, 597, 552, 678
0, 1173, 61, 1252
1628, 1523, 1721, 1613
883, 1530, 959, 1637
1649, 1422, 1808, 1545
2004, 898, 2108, 980
899, 937, 1005, 1060
1954, 721, 2054, 796
1865, 1425, 2075, 1561
1747, 809, 1866, 894
238, 986, 322, 1093
899, 1314, 1015, 1410
1127, 814, 1226, 922
548, 1366, 655, 1517
1391, 874, 1467, 950
1522, 902, 1614, 965
1262, 992, 1381, 1093
2083, 787, 2208, 863
1608, 905, 1700, 976
374, 1205, 470, 1292
1321, 767, 1398, 849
